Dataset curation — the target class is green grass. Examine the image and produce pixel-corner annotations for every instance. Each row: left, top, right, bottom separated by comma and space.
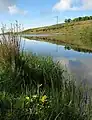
0, 30, 92, 119
23, 20, 92, 35
23, 20, 92, 53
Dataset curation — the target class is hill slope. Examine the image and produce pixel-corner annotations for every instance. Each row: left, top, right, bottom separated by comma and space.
23, 20, 92, 53
23, 20, 92, 34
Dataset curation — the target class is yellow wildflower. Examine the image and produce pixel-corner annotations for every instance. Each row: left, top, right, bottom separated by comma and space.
26, 96, 30, 100
40, 95, 47, 103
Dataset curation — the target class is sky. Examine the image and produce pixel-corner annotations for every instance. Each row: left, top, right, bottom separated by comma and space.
0, 0, 92, 30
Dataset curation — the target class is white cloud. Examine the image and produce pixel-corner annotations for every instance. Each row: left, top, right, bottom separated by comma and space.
0, 0, 28, 15
8, 5, 28, 15
82, 0, 92, 10
53, 0, 92, 11
53, 0, 72, 11
0, 0, 16, 11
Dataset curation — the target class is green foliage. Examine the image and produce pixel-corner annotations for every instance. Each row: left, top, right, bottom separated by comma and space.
0, 80, 91, 120
65, 19, 72, 23
64, 16, 92, 23
73, 16, 92, 22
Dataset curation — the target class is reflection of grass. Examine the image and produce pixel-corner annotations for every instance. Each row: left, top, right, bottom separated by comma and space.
24, 36, 92, 53
23, 20, 92, 53
0, 31, 92, 119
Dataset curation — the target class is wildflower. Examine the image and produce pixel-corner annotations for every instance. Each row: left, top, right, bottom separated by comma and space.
30, 99, 33, 102
40, 95, 47, 103
26, 96, 30, 100
33, 95, 37, 98
39, 84, 42, 87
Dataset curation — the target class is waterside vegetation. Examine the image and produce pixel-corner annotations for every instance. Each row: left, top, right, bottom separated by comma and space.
0, 24, 92, 119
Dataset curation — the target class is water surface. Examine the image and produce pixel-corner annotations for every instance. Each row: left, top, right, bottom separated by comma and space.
22, 37, 92, 84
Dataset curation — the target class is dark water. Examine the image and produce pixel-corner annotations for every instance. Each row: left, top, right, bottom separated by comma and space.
21, 37, 92, 84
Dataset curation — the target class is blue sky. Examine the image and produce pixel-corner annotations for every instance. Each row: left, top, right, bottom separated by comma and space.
0, 0, 92, 29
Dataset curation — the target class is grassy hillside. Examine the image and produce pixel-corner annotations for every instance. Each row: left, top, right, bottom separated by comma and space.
23, 20, 92, 34
23, 20, 92, 52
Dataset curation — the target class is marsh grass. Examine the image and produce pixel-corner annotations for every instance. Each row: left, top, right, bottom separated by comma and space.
0, 23, 92, 120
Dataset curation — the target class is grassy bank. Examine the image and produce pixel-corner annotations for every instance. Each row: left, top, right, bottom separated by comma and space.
23, 20, 92, 52
24, 35, 92, 53
0, 32, 92, 119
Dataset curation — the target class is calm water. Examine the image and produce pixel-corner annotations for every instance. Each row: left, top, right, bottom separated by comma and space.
21, 37, 92, 84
